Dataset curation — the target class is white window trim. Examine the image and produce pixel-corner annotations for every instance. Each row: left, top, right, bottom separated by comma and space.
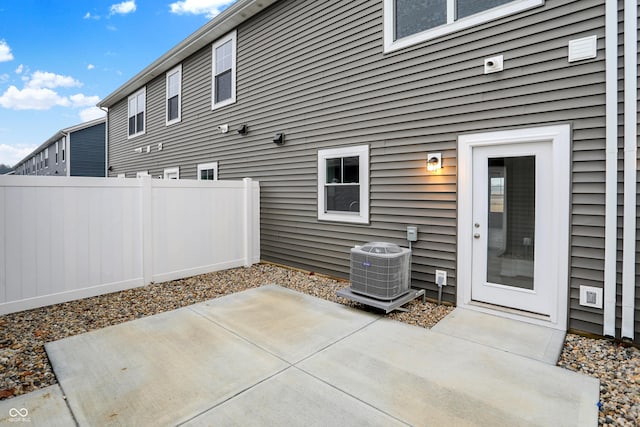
128, 87, 146, 139
211, 30, 237, 110
55, 141, 59, 165
61, 136, 66, 162
163, 167, 180, 179
317, 145, 369, 224
383, 0, 544, 53
197, 161, 219, 181
44, 148, 49, 168
166, 64, 182, 126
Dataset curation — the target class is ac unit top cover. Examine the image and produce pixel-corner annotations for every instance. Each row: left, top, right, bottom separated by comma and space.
352, 242, 410, 257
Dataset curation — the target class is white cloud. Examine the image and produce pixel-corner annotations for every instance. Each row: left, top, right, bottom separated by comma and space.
69, 93, 100, 108
0, 70, 99, 112
0, 86, 70, 110
83, 12, 100, 20
79, 106, 106, 122
87, 64, 95, 70
26, 71, 82, 90
0, 144, 36, 167
110, 1, 136, 15
0, 40, 14, 62
14, 64, 23, 74
0, 73, 8, 84
169, 0, 234, 18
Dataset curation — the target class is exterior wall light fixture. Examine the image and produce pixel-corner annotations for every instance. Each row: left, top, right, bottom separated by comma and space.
237, 124, 248, 135
273, 132, 285, 146
427, 153, 442, 172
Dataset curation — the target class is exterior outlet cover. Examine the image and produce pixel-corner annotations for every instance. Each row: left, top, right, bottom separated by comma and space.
157, 143, 163, 151
435, 270, 447, 287
484, 55, 504, 74
579, 285, 602, 309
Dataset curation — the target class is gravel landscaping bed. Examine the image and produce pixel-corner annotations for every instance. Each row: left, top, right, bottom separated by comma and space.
0, 263, 638, 426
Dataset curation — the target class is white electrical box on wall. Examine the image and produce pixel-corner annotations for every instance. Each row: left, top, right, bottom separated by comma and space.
435, 270, 447, 287
406, 226, 418, 242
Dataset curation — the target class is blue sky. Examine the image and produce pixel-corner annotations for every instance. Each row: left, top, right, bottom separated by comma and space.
0, 0, 236, 167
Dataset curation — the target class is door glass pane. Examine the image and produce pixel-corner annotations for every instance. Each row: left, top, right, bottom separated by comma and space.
486, 156, 535, 290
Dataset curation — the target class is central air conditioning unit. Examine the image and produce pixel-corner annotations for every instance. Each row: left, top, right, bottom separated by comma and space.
350, 242, 411, 300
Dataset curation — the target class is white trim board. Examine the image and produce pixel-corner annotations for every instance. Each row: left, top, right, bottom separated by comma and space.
457, 124, 570, 331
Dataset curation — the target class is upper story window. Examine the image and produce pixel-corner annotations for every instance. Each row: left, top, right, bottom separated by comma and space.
317, 145, 370, 224
384, 0, 543, 52
44, 148, 49, 168
128, 87, 146, 138
61, 137, 66, 162
166, 65, 182, 125
212, 31, 236, 110
55, 141, 59, 164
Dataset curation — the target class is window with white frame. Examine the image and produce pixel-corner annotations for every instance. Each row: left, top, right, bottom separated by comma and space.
166, 65, 182, 125
44, 148, 49, 168
212, 31, 236, 109
197, 162, 218, 180
55, 141, 59, 164
384, 0, 543, 52
128, 88, 146, 137
163, 167, 180, 179
40, 152, 44, 169
317, 145, 369, 224
61, 137, 66, 162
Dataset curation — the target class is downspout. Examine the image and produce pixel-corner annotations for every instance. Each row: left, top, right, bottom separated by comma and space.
603, 0, 618, 338
100, 106, 109, 177
61, 131, 70, 177
621, 0, 637, 340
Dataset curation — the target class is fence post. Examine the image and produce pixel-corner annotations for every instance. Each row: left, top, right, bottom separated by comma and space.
141, 176, 153, 284
243, 177, 253, 267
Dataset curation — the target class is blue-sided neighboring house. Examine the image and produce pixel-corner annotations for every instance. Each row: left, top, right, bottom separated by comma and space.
13, 117, 106, 177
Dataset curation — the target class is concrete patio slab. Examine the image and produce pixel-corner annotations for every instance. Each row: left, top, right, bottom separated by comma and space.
190, 284, 380, 363
0, 385, 75, 426
298, 318, 599, 427
39, 285, 599, 426
45, 306, 288, 426
184, 367, 408, 426
431, 308, 567, 364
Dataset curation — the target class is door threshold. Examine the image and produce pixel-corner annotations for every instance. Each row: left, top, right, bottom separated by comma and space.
470, 300, 550, 320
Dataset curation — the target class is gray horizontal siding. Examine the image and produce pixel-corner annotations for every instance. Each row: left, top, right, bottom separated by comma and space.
108, 0, 609, 318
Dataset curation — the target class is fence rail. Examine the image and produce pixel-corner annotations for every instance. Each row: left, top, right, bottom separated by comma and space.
0, 175, 260, 315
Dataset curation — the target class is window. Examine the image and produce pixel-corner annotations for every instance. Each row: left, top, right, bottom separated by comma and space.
212, 31, 236, 109
384, 0, 543, 52
128, 88, 146, 137
317, 145, 369, 224
40, 152, 44, 169
197, 162, 218, 181
55, 141, 59, 164
163, 167, 180, 179
61, 137, 66, 162
44, 148, 49, 168
166, 65, 182, 125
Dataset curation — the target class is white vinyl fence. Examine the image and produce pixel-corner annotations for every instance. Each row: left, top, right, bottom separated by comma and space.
0, 175, 260, 315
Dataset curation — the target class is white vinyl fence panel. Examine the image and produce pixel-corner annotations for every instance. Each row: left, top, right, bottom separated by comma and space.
0, 176, 260, 315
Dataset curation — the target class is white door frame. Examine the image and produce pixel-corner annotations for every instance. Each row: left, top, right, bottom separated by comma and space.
457, 124, 570, 330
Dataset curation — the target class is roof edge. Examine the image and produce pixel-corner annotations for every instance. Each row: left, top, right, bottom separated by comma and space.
98, 0, 278, 108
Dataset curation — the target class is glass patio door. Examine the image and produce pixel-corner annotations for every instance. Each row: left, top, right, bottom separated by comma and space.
471, 141, 554, 315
